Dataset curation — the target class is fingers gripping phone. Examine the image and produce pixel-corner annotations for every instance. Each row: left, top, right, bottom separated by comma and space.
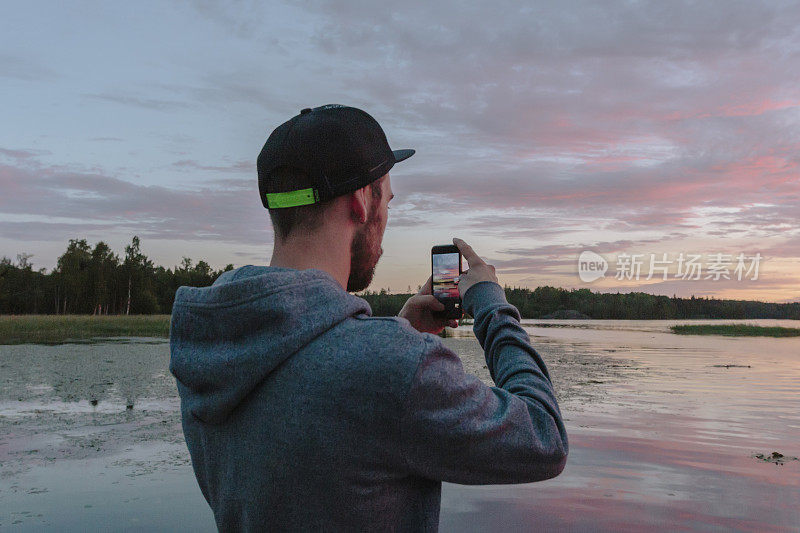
431, 244, 463, 320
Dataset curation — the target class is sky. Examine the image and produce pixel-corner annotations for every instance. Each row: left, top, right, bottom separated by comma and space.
2, 0, 799, 302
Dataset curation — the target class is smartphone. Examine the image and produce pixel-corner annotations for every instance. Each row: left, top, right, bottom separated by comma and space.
431, 244, 463, 320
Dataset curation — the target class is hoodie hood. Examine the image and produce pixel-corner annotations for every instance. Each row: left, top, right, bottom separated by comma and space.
169, 265, 371, 424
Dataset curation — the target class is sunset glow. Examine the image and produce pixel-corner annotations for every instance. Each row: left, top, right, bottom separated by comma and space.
1, 2, 798, 302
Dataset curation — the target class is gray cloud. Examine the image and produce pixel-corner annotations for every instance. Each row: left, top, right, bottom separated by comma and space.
0, 159, 272, 247
84, 93, 193, 111
0, 221, 118, 242
0, 54, 58, 81
172, 159, 253, 174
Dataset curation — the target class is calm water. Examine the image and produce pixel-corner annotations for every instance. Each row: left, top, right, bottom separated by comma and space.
1, 319, 798, 531
441, 319, 800, 532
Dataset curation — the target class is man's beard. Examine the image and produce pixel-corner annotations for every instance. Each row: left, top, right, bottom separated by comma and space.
347, 208, 383, 292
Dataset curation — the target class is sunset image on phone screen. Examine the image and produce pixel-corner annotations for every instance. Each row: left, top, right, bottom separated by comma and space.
433, 253, 460, 299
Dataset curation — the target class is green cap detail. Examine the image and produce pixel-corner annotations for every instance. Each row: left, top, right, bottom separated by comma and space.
265, 188, 319, 208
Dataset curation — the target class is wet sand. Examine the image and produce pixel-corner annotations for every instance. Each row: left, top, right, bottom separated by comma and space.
1, 320, 798, 531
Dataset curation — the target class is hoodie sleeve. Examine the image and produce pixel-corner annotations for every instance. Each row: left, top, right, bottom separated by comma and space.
399, 281, 568, 485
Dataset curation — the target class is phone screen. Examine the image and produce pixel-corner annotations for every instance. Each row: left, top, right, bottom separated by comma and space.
432, 252, 460, 299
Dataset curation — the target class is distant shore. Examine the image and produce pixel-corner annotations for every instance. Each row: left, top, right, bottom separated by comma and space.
670, 324, 800, 337
3, 315, 800, 345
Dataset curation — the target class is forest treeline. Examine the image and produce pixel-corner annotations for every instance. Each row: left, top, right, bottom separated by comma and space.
361, 286, 800, 319
1, 237, 798, 319
1, 237, 233, 315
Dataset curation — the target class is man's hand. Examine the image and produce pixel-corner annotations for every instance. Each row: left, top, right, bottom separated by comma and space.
452, 237, 499, 297
398, 275, 459, 334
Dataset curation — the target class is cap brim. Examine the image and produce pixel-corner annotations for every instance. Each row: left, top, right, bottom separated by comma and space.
393, 149, 415, 163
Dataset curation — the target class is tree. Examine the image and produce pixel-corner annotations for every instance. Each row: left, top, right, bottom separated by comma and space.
56, 239, 92, 314
123, 236, 156, 314
88, 242, 119, 314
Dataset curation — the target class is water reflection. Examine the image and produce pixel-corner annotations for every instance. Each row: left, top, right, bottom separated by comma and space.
0, 398, 177, 418
0, 340, 173, 406
441, 319, 800, 532
1, 320, 798, 531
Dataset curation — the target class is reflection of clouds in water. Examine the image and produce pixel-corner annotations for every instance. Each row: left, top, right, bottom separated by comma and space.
441, 334, 636, 408
442, 321, 800, 531
0, 341, 173, 405
445, 319, 800, 443
1, 322, 797, 530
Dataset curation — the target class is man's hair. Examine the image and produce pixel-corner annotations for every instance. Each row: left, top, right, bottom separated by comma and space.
267, 166, 383, 242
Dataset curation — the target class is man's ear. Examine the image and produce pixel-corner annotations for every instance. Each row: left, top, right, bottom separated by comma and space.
349, 187, 369, 224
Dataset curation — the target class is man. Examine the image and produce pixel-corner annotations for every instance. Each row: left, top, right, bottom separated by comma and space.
170, 104, 568, 532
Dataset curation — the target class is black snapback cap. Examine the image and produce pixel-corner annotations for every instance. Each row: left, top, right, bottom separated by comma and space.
257, 104, 415, 209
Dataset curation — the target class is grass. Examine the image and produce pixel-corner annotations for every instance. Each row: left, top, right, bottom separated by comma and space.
670, 324, 800, 337
0, 315, 171, 345
4, 316, 797, 344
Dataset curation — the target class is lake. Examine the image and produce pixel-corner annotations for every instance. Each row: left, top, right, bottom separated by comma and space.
1, 319, 798, 531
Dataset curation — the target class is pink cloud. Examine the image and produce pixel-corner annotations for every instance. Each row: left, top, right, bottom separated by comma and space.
665, 99, 800, 121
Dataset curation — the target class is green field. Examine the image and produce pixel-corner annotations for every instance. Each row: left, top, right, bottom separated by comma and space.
670, 324, 800, 337
0, 315, 171, 345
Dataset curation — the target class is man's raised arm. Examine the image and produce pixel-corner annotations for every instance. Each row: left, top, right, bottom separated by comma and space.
398, 239, 568, 484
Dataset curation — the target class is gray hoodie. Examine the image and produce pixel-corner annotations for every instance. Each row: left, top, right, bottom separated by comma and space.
169, 265, 568, 532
